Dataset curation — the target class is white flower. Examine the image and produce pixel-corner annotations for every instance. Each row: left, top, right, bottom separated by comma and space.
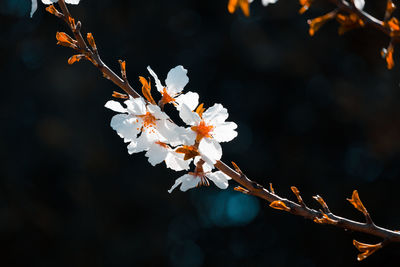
147, 65, 199, 111
179, 103, 238, 165
105, 97, 179, 154
31, 0, 80, 17
168, 171, 231, 193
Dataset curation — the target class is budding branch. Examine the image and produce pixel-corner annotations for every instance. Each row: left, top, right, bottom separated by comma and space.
53, 0, 400, 261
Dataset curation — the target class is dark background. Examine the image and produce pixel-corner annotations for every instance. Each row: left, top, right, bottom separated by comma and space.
1, 0, 400, 266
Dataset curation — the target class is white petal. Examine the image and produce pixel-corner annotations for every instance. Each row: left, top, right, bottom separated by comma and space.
125, 97, 146, 115
165, 65, 189, 95
127, 133, 153, 154
110, 114, 140, 142
65, 0, 80, 4
168, 174, 200, 193
145, 143, 169, 166
206, 171, 231, 189
41, 0, 58, 4
165, 152, 191, 171
179, 104, 201, 126
156, 120, 184, 146
198, 138, 222, 165
147, 66, 164, 93
176, 127, 196, 146
175, 91, 199, 111
354, 0, 365, 10
202, 103, 229, 125
105, 100, 127, 113
212, 122, 238, 142
147, 104, 169, 120
30, 0, 38, 17
261, 0, 278, 6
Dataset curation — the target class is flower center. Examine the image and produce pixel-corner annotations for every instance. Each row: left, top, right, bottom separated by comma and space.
191, 121, 214, 142
160, 88, 175, 105
138, 112, 157, 128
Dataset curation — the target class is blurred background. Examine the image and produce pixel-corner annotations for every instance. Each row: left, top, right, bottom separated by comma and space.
1, 0, 400, 266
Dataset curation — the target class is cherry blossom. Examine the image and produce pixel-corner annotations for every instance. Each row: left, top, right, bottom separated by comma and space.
179, 103, 238, 165
147, 66, 199, 111
168, 170, 232, 193
31, 0, 81, 17
105, 97, 190, 170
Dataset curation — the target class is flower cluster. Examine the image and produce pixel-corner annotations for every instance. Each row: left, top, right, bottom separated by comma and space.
105, 66, 238, 193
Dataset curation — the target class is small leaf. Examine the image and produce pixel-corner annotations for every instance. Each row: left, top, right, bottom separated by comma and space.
227, 0, 250, 17
56, 32, 78, 49
139, 76, 156, 105
45, 4, 62, 18
299, 0, 313, 14
87, 33, 97, 51
347, 190, 368, 215
313, 212, 338, 225
195, 103, 205, 118
67, 54, 85, 65
307, 11, 337, 36
270, 200, 291, 212
353, 240, 382, 261
176, 146, 200, 161
234, 186, 249, 194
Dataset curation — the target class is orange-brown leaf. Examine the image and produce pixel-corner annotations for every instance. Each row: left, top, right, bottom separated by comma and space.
336, 13, 364, 35
313, 212, 338, 225
119, 60, 127, 79
347, 190, 368, 215
299, 0, 312, 14
87, 33, 97, 51
56, 32, 77, 49
270, 201, 291, 212
353, 240, 382, 261
388, 17, 400, 32
112, 91, 129, 99
139, 76, 156, 105
227, 0, 250, 17
386, 0, 396, 18
67, 54, 85, 65
195, 103, 205, 118
176, 146, 200, 160
45, 5, 62, 18
307, 11, 336, 36
234, 186, 249, 194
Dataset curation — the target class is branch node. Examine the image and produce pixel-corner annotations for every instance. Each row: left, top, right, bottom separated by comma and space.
347, 190, 373, 225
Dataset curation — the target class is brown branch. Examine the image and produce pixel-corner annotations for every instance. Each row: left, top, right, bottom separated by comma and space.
214, 161, 400, 249
56, 0, 140, 98
49, 0, 400, 260
328, 0, 395, 38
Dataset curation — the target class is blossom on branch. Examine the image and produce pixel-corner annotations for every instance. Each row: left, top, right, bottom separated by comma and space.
179, 103, 238, 165
105, 97, 191, 171
31, 0, 80, 17
147, 65, 199, 110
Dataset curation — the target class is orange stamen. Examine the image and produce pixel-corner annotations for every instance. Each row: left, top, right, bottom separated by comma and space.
137, 112, 157, 128
191, 121, 214, 142
160, 88, 175, 105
